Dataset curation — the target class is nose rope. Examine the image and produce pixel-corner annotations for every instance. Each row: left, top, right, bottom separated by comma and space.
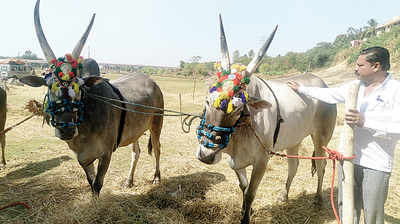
196, 110, 244, 149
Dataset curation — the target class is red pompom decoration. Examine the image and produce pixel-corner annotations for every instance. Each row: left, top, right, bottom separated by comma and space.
71, 61, 78, 69
217, 72, 222, 79
65, 54, 73, 62
217, 87, 222, 92
57, 62, 63, 67
219, 75, 228, 83
69, 72, 74, 78
228, 90, 234, 97
50, 59, 57, 65
59, 72, 64, 77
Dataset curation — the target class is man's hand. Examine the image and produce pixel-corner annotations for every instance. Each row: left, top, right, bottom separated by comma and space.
287, 80, 301, 91
344, 109, 365, 127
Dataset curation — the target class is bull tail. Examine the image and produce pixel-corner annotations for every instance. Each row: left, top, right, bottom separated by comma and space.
148, 136, 153, 155
311, 151, 317, 177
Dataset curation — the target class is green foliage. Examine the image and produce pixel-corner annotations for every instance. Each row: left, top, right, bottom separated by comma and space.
19, 50, 41, 60
178, 17, 400, 77
346, 25, 400, 65
178, 60, 214, 77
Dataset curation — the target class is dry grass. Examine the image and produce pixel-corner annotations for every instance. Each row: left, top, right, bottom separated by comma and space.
0, 71, 399, 224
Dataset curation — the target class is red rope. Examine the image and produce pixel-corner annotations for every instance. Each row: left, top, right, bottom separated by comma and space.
0, 202, 30, 211
269, 146, 355, 224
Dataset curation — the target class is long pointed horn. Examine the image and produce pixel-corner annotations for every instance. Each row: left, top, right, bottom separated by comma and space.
246, 25, 278, 74
72, 14, 96, 59
219, 14, 231, 71
34, 0, 56, 63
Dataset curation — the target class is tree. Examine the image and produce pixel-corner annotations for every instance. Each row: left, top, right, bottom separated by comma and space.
20, 50, 40, 60
248, 49, 255, 58
232, 50, 240, 63
179, 60, 185, 69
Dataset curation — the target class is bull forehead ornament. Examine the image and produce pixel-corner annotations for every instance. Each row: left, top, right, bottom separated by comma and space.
209, 62, 250, 114
197, 63, 251, 149
44, 54, 85, 128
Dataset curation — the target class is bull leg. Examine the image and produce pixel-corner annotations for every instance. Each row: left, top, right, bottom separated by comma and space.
240, 159, 268, 224
234, 168, 248, 212
82, 162, 96, 192
280, 144, 300, 201
78, 152, 96, 191
150, 116, 163, 184
311, 134, 327, 205
125, 142, 141, 188
92, 151, 112, 196
0, 134, 5, 168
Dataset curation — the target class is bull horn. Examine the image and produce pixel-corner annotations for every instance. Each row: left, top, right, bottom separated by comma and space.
219, 14, 231, 71
72, 13, 96, 59
34, 0, 56, 63
246, 25, 278, 75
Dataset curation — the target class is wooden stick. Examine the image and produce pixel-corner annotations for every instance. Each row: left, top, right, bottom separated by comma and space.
342, 81, 360, 223
179, 93, 182, 124
193, 75, 196, 103
0, 114, 35, 136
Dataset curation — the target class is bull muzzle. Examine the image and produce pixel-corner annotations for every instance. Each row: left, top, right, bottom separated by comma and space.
196, 145, 223, 165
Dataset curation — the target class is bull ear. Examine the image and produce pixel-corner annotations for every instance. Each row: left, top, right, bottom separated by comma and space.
18, 75, 46, 87
84, 76, 104, 87
247, 96, 272, 110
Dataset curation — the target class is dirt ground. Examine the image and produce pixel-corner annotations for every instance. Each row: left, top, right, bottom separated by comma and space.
0, 67, 399, 224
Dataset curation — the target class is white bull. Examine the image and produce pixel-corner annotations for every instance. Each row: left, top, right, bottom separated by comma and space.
196, 15, 337, 224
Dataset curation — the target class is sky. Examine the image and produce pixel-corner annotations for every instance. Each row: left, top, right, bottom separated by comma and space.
1, 0, 400, 67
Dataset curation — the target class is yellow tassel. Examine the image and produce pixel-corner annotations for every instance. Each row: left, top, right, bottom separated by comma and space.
231, 64, 240, 71
61, 75, 70, 81
73, 82, 80, 93
243, 91, 249, 101
227, 101, 233, 113
51, 83, 59, 93
240, 65, 247, 72
214, 97, 221, 108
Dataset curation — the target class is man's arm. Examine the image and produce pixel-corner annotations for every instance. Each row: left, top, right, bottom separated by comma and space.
287, 80, 347, 104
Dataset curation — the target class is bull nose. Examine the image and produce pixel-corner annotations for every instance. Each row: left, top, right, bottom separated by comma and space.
198, 149, 215, 164
55, 128, 75, 140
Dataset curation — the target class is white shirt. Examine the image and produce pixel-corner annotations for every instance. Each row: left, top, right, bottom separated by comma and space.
298, 74, 400, 172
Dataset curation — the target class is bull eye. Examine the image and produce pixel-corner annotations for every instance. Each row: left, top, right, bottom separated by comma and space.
215, 135, 222, 141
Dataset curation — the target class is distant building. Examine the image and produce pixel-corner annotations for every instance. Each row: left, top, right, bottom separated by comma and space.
376, 16, 400, 35
0, 58, 47, 79
351, 40, 361, 48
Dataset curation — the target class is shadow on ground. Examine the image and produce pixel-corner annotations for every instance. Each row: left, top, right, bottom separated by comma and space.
248, 187, 339, 224
0, 171, 226, 224
2, 155, 72, 180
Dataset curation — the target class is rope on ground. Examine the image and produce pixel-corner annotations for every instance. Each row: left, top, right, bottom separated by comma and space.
0, 202, 30, 211
269, 147, 355, 224
249, 124, 354, 224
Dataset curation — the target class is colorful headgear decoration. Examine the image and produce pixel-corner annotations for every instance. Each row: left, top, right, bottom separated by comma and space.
46, 54, 85, 101
43, 54, 85, 128
209, 62, 250, 113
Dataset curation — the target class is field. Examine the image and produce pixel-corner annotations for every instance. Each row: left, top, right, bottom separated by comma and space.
0, 68, 399, 224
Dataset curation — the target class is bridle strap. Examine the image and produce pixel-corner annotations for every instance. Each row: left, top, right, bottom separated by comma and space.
256, 77, 284, 147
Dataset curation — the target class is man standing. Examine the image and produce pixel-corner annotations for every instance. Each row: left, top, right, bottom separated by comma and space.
287, 46, 399, 224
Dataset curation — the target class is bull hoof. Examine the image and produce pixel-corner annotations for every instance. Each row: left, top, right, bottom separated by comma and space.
152, 178, 160, 184
313, 195, 323, 207
124, 180, 134, 188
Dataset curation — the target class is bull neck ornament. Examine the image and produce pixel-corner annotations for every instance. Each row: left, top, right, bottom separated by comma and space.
44, 54, 85, 128
209, 62, 250, 113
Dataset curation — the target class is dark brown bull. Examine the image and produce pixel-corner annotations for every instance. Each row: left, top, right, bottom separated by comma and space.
19, 0, 164, 196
